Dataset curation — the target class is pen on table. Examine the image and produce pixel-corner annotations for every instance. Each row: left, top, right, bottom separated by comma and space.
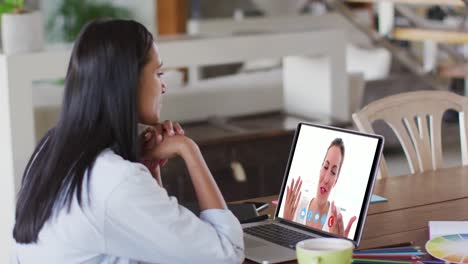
242, 214, 269, 224
413, 261, 448, 264
353, 259, 413, 264
353, 257, 447, 264
353, 253, 426, 258
353, 254, 422, 259
354, 251, 422, 257
354, 247, 421, 253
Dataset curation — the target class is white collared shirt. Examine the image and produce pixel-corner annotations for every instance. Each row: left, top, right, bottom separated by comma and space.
12, 149, 245, 264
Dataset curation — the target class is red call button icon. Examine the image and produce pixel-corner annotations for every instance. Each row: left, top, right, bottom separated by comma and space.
328, 216, 335, 228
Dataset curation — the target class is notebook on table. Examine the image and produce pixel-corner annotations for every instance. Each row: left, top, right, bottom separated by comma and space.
429, 221, 468, 239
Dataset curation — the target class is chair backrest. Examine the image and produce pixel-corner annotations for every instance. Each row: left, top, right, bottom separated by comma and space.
352, 91, 468, 178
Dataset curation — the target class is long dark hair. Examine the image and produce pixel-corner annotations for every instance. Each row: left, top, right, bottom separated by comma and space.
13, 19, 154, 243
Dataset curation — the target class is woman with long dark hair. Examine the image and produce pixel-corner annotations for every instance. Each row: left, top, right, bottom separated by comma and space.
12, 19, 244, 263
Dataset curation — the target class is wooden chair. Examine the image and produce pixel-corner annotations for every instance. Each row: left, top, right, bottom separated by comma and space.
352, 91, 468, 178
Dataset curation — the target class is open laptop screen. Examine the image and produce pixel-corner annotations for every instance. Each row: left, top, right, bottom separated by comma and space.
276, 122, 383, 243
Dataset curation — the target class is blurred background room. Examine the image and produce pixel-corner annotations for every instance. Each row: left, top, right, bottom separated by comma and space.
2, 0, 468, 261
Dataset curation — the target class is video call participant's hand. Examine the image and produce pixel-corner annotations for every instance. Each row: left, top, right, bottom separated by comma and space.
140, 120, 185, 184
329, 201, 357, 238
283, 176, 302, 221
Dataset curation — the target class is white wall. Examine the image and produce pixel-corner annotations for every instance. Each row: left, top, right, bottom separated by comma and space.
113, 0, 156, 36
0, 55, 17, 264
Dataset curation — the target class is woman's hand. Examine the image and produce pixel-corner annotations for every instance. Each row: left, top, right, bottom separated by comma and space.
283, 176, 302, 221
144, 121, 227, 211
157, 120, 184, 166
149, 135, 195, 160
328, 201, 357, 238
140, 120, 185, 182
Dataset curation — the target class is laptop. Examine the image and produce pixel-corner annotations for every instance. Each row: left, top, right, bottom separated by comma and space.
243, 122, 384, 263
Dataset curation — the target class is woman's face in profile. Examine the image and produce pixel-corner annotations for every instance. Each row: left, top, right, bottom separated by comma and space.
317, 146, 342, 200
138, 42, 166, 125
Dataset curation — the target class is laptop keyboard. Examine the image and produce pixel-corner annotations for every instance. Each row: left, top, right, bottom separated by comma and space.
244, 224, 314, 249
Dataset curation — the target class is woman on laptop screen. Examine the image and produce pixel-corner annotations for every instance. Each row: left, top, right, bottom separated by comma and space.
282, 138, 357, 238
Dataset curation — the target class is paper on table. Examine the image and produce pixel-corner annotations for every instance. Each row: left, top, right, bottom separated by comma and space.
370, 194, 388, 204
429, 221, 468, 239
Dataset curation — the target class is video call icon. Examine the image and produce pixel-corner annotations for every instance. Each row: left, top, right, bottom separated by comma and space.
307, 210, 313, 222
300, 208, 306, 220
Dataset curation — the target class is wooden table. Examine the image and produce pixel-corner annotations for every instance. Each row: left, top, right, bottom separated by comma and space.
243, 166, 468, 263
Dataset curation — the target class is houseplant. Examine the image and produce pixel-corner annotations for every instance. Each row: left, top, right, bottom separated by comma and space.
0, 0, 20, 14
46, 0, 132, 43
1, 0, 44, 54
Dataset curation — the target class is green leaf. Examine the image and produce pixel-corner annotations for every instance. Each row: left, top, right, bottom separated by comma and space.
0, 3, 16, 15
2, 0, 23, 9
46, 0, 133, 42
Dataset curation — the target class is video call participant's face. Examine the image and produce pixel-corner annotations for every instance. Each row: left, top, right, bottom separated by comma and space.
316, 146, 342, 201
